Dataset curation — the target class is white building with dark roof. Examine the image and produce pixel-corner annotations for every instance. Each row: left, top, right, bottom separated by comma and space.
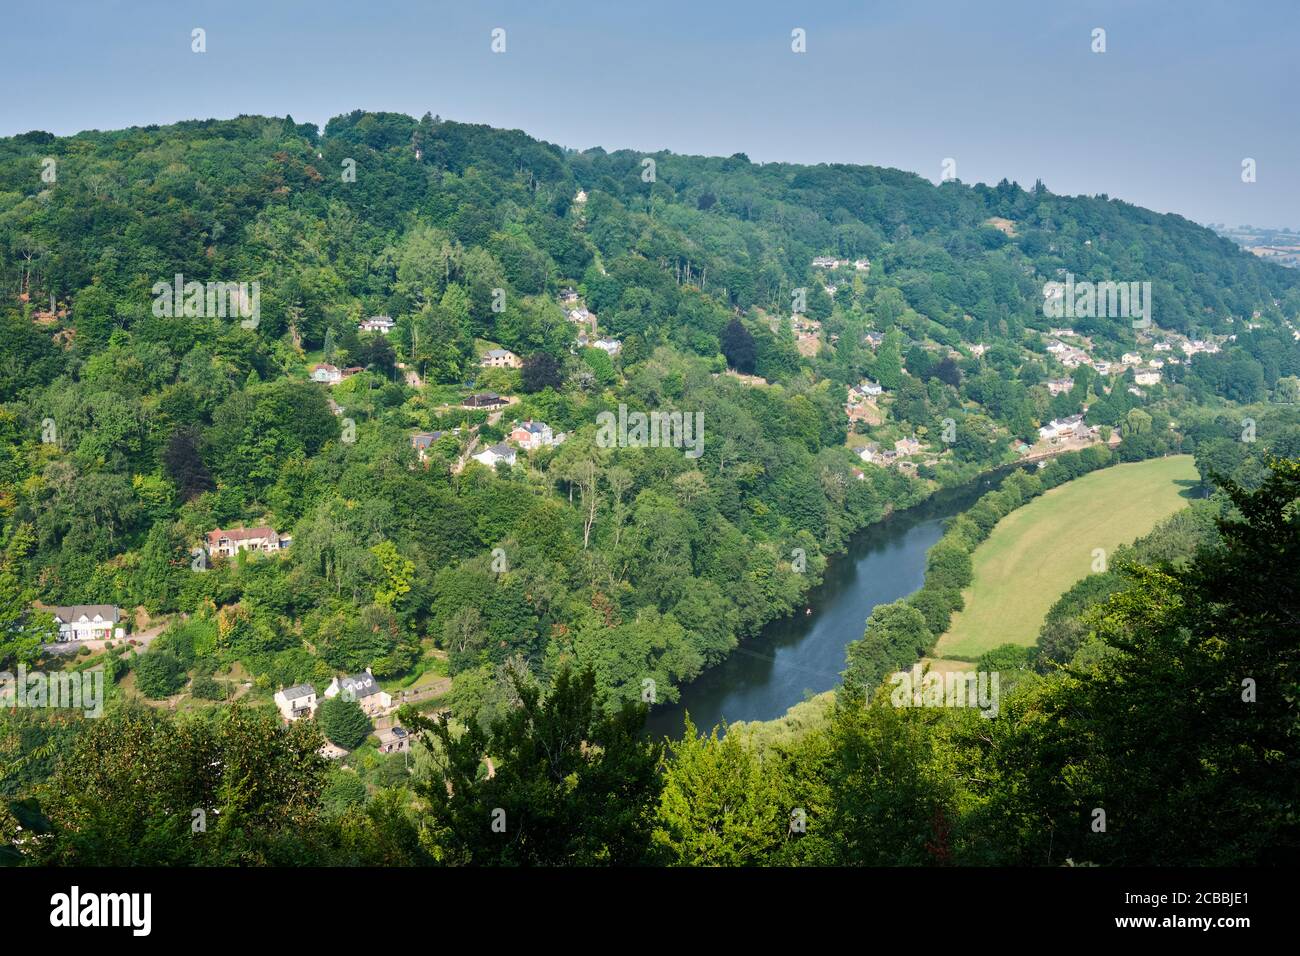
359, 315, 396, 334
324, 670, 392, 717
48, 605, 123, 642
274, 683, 317, 722
472, 442, 518, 469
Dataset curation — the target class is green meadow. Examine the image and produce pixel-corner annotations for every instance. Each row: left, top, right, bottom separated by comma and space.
932, 455, 1199, 660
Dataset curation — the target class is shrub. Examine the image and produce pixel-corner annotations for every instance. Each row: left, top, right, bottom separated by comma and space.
190, 673, 226, 700
133, 650, 186, 699
319, 696, 372, 750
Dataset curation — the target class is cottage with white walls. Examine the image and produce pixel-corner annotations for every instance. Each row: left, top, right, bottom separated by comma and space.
206, 526, 291, 558
311, 363, 343, 384
324, 670, 393, 717
48, 605, 124, 642
274, 684, 317, 722
472, 443, 518, 469
359, 315, 395, 334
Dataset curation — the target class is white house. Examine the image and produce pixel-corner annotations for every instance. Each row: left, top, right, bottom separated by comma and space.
1038, 414, 1085, 443
1121, 352, 1142, 365
1134, 370, 1162, 386
274, 683, 317, 722
49, 605, 124, 643
359, 315, 395, 334
472, 443, 517, 469
206, 526, 290, 558
462, 392, 509, 409
311, 363, 343, 385
1153, 341, 1173, 351
324, 670, 392, 717
592, 337, 622, 356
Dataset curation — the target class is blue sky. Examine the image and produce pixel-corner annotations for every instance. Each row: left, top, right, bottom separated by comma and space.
3, 0, 1296, 227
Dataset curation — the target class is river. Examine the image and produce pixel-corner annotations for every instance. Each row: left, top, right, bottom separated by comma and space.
644, 469, 1017, 739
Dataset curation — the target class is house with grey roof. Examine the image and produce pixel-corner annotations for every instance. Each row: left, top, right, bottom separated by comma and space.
481, 348, 521, 369
472, 442, 517, 469
49, 605, 123, 642
410, 431, 445, 463
274, 683, 317, 722
324, 669, 393, 716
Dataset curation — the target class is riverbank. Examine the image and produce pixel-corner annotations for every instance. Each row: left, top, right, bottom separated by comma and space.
644, 465, 1022, 739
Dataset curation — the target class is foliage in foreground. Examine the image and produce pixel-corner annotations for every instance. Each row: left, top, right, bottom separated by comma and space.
3, 459, 1296, 866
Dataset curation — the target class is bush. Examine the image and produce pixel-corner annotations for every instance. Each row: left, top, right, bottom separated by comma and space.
190, 673, 226, 700
319, 696, 372, 750
133, 650, 187, 699
321, 769, 368, 816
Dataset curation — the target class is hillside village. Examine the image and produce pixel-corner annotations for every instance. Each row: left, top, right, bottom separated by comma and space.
3, 110, 1298, 855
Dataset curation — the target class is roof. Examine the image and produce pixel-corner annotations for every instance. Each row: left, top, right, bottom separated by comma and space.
338, 673, 383, 699
312, 363, 339, 373
411, 431, 444, 450
515, 420, 548, 434
464, 392, 506, 407
488, 442, 515, 457
484, 348, 515, 358
207, 526, 277, 543
377, 726, 411, 744
279, 683, 316, 700
50, 604, 120, 624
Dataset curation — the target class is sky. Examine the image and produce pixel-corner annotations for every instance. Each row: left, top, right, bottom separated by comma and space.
3, 0, 1296, 228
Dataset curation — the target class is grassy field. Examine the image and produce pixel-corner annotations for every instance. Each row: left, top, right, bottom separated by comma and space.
932, 455, 1198, 660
